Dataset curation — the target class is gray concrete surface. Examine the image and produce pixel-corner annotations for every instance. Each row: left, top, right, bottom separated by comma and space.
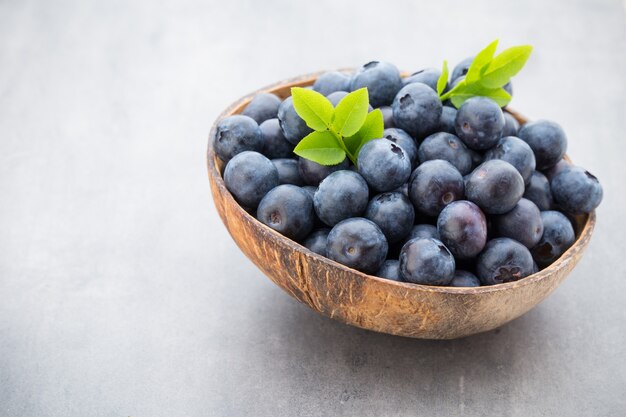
1, 0, 625, 416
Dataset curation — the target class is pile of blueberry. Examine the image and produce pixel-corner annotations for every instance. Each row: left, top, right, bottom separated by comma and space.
212, 60, 603, 287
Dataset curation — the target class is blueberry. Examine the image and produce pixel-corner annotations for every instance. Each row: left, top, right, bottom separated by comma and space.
543, 158, 572, 182
272, 158, 304, 185
503, 81, 513, 98
326, 90, 372, 111
301, 186, 325, 227
408, 160, 464, 216
393, 222, 439, 260
257, 184, 314, 240
483, 136, 536, 184
223, 151, 279, 208
531, 211, 575, 267
313, 71, 351, 96
418, 132, 474, 175
469, 149, 484, 169
303, 228, 331, 256
383, 128, 419, 169
523, 171, 554, 211
465, 160, 524, 214
437, 200, 487, 259
314, 170, 369, 226
213, 115, 263, 162
518, 120, 568, 170
442, 76, 465, 108
326, 91, 348, 106
399, 238, 455, 285
380, 106, 395, 128
395, 182, 409, 197
277, 96, 313, 145
376, 260, 403, 281
532, 261, 539, 274
260, 118, 294, 159
455, 97, 505, 150
477, 238, 535, 285
402, 68, 441, 91
493, 198, 543, 248
350, 61, 403, 107
358, 138, 412, 192
551, 166, 603, 214
365, 192, 415, 244
405, 224, 440, 242
451, 56, 473, 82
301, 185, 317, 199
326, 218, 388, 274
439, 106, 458, 134
242, 93, 281, 124
298, 157, 350, 187
502, 112, 520, 137
450, 270, 480, 287
392, 83, 443, 140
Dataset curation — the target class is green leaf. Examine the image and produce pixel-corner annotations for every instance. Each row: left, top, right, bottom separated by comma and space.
291, 87, 335, 131
440, 40, 531, 107
449, 85, 511, 108
342, 135, 362, 158
359, 108, 384, 141
481, 87, 512, 107
332, 88, 369, 137
436, 60, 449, 96
293, 130, 346, 166
465, 39, 498, 83
479, 45, 533, 88
344, 109, 384, 156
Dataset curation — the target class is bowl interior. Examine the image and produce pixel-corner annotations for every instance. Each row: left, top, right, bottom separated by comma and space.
207, 70, 594, 295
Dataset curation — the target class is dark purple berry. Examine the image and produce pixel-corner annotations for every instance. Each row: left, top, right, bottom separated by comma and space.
298, 157, 349, 186
437, 200, 488, 259
314, 170, 369, 226
551, 166, 603, 214
518, 120, 567, 170
493, 198, 543, 248
455, 97, 505, 150
257, 185, 314, 241
358, 139, 412, 192
392, 83, 442, 139
531, 211, 575, 267
214, 115, 263, 162
418, 132, 474, 175
408, 160, 464, 217
327, 218, 388, 274
523, 171, 554, 211
260, 118, 294, 159
350, 61, 402, 107
477, 238, 535, 285
450, 270, 480, 287
376, 260, 403, 281
303, 228, 331, 256
224, 151, 279, 208
242, 93, 281, 124
465, 160, 524, 214
483, 136, 536, 184
399, 238, 455, 286
272, 158, 304, 185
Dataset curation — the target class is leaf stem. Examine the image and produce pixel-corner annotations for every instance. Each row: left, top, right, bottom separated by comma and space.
330, 129, 357, 166
439, 82, 462, 101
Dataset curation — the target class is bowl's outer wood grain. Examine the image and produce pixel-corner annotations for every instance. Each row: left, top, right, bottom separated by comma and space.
207, 71, 596, 339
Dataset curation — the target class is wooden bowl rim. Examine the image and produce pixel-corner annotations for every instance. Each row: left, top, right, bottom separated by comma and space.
206, 70, 596, 295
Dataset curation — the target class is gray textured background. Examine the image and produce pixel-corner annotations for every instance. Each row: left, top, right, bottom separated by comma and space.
1, 0, 625, 416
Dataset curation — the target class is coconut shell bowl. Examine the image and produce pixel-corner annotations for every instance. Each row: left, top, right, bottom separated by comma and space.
206, 71, 596, 340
